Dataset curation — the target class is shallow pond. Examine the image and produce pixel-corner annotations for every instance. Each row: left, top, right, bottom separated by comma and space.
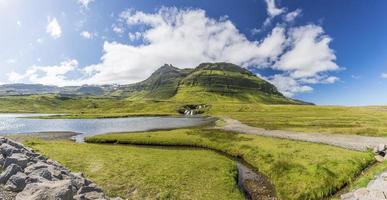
0, 113, 213, 141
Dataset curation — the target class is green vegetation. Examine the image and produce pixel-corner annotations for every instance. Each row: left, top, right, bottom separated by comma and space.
2, 94, 387, 136
210, 103, 387, 136
0, 95, 180, 115
86, 129, 375, 200
26, 140, 244, 200
350, 161, 386, 189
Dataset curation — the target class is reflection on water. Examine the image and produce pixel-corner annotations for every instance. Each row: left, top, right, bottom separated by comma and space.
0, 113, 212, 142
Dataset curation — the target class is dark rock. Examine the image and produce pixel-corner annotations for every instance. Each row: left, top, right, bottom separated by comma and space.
5, 172, 27, 192
6, 140, 25, 150
28, 168, 53, 181
0, 154, 4, 166
0, 143, 21, 157
0, 164, 22, 184
3, 153, 29, 169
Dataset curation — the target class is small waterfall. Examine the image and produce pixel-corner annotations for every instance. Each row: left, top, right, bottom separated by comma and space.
184, 109, 194, 116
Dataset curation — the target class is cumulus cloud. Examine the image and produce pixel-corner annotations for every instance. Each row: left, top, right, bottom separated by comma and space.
80, 31, 92, 39
284, 9, 302, 22
275, 25, 339, 78
11, 7, 339, 96
270, 74, 313, 97
78, 0, 94, 8
381, 73, 387, 79
7, 60, 82, 86
265, 0, 285, 18
46, 17, 62, 39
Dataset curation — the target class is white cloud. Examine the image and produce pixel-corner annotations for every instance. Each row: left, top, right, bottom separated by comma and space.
46, 17, 62, 39
381, 73, 387, 79
77, 0, 94, 8
12, 7, 339, 96
112, 25, 124, 34
257, 0, 286, 33
128, 32, 142, 41
323, 76, 339, 84
270, 74, 313, 97
275, 25, 339, 78
284, 9, 302, 22
16, 20, 21, 27
7, 60, 81, 86
80, 31, 92, 39
265, 0, 285, 18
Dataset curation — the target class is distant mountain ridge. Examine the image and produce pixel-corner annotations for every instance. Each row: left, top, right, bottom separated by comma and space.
0, 83, 116, 96
0, 63, 311, 104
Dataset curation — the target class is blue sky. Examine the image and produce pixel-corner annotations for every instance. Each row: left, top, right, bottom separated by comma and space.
0, 0, 386, 105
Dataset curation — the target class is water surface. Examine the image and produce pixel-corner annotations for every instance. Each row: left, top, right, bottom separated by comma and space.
0, 113, 213, 142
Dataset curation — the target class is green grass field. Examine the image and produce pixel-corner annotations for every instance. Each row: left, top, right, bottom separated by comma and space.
2, 95, 387, 136
86, 129, 374, 200
210, 103, 387, 136
25, 140, 244, 200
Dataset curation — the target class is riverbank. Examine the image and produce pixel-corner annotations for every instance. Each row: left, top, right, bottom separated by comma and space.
2, 132, 79, 142
24, 139, 245, 199
86, 129, 374, 200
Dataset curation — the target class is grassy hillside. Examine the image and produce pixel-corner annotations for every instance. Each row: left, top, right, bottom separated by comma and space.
26, 140, 243, 200
86, 129, 374, 200
103, 62, 298, 104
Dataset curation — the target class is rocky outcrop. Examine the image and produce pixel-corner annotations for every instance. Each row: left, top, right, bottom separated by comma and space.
341, 172, 387, 200
373, 144, 387, 162
0, 137, 121, 200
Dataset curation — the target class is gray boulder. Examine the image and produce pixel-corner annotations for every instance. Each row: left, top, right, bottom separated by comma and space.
25, 161, 65, 181
71, 173, 92, 190
16, 180, 74, 200
0, 143, 21, 157
28, 168, 54, 181
24, 161, 50, 174
0, 163, 22, 184
5, 172, 27, 192
3, 153, 29, 169
0, 154, 4, 166
377, 144, 386, 152
6, 140, 25, 150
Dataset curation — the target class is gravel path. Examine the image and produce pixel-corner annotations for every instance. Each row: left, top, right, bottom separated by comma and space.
222, 118, 387, 151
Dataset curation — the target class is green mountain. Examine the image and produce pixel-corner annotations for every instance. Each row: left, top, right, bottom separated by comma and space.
0, 62, 308, 105
116, 62, 302, 104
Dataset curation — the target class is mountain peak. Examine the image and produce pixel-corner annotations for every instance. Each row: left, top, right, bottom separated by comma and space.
196, 62, 255, 76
